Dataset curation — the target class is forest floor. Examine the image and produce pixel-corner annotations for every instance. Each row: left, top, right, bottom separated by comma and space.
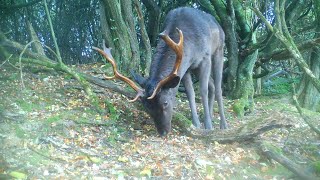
0, 64, 319, 179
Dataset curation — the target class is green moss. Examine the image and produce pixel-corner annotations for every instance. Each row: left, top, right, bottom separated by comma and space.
233, 98, 247, 117
172, 111, 192, 131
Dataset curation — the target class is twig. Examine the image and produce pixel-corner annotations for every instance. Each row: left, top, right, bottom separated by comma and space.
43, 0, 62, 63
0, 54, 12, 68
18, 41, 39, 89
18, 40, 52, 89
27, 145, 66, 162
291, 84, 320, 136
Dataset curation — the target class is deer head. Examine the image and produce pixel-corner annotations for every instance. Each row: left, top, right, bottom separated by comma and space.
93, 28, 183, 136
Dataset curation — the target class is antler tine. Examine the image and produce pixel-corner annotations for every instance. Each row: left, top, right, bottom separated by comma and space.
92, 44, 144, 102
148, 28, 184, 99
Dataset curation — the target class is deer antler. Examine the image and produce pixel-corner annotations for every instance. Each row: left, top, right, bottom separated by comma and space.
93, 43, 144, 102
148, 28, 184, 99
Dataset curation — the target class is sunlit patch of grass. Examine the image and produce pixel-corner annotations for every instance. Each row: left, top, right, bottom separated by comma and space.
15, 99, 41, 112
45, 114, 62, 125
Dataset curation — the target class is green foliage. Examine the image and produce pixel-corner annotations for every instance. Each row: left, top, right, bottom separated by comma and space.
312, 161, 320, 175
263, 77, 297, 95
105, 100, 119, 122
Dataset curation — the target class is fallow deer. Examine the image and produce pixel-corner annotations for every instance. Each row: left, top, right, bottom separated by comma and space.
93, 7, 227, 136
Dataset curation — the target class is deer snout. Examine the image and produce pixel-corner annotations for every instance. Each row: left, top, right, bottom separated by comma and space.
157, 128, 169, 137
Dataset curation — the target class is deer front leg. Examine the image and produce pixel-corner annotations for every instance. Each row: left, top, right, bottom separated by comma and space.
181, 72, 201, 128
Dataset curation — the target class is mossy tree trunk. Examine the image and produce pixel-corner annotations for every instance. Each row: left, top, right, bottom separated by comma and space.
297, 0, 320, 112
233, 43, 258, 117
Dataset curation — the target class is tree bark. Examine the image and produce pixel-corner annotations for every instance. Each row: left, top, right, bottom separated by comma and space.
99, 0, 140, 73
233, 43, 258, 117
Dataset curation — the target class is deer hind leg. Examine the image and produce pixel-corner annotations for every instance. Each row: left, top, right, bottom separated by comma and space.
199, 59, 213, 129
208, 77, 215, 118
181, 72, 201, 128
212, 49, 228, 129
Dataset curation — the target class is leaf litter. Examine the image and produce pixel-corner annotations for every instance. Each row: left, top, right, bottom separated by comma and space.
0, 64, 319, 179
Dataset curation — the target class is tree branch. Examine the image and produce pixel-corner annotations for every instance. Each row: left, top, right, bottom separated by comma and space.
260, 38, 320, 62
0, 0, 42, 9
175, 111, 293, 143
258, 141, 317, 180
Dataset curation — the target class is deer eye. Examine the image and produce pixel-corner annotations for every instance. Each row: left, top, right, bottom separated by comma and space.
163, 101, 168, 108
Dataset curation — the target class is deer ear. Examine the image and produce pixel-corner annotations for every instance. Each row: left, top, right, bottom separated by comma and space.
163, 76, 180, 89
130, 70, 146, 88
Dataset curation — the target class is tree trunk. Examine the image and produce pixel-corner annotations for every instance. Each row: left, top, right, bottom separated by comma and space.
255, 66, 262, 95
99, 0, 140, 73
210, 0, 239, 95
133, 0, 152, 75
298, 46, 320, 112
141, 0, 161, 47
297, 0, 320, 112
233, 46, 258, 117
26, 20, 45, 56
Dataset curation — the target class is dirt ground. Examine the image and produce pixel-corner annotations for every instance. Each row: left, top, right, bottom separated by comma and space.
0, 64, 319, 179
